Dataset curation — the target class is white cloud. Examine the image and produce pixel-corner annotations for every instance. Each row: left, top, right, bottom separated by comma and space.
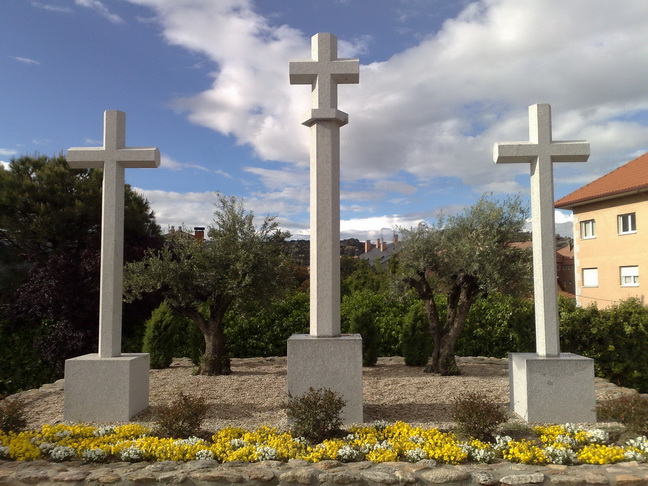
0, 161, 10, 170
32, 2, 73, 13
127, 0, 648, 237
12, 56, 40, 65
160, 154, 232, 178
75, 0, 124, 24
0, 148, 17, 157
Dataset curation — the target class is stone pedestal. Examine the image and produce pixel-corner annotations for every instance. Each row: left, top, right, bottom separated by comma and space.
287, 334, 363, 424
509, 352, 596, 423
64, 353, 149, 422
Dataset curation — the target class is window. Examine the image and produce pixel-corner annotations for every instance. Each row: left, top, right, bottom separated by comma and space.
580, 219, 596, 239
618, 213, 636, 234
620, 266, 639, 287
582, 268, 598, 287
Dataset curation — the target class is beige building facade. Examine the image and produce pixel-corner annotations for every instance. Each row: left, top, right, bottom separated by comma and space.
556, 153, 648, 308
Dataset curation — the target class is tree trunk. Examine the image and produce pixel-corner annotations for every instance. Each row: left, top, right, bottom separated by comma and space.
197, 303, 231, 375
424, 274, 478, 375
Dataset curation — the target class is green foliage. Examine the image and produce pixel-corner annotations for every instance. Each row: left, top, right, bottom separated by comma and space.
401, 301, 433, 366
596, 395, 648, 434
153, 391, 210, 438
0, 319, 58, 396
286, 387, 345, 443
341, 258, 389, 297
560, 297, 648, 393
451, 391, 508, 441
341, 289, 381, 366
395, 195, 532, 374
142, 301, 203, 368
0, 397, 28, 433
457, 293, 535, 357
125, 195, 292, 375
225, 291, 309, 357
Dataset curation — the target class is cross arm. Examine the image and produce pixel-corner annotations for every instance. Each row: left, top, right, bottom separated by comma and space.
494, 141, 590, 164
66, 147, 160, 169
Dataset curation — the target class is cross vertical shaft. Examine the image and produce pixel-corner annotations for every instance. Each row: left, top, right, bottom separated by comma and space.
67, 111, 160, 358
494, 104, 589, 357
290, 33, 359, 337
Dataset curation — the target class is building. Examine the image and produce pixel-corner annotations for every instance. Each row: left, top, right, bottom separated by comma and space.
358, 235, 399, 267
555, 152, 648, 308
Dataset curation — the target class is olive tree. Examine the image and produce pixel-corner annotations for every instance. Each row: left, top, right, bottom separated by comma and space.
394, 195, 532, 375
124, 195, 291, 375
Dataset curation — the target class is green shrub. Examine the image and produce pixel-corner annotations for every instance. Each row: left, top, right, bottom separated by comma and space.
342, 290, 381, 366
142, 301, 203, 369
0, 397, 28, 433
0, 319, 58, 396
153, 391, 209, 438
561, 297, 648, 393
401, 301, 432, 366
286, 387, 345, 443
451, 391, 508, 441
457, 293, 535, 357
596, 395, 648, 434
225, 291, 309, 358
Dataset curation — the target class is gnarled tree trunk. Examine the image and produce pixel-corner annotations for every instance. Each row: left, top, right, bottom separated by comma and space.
180, 301, 232, 375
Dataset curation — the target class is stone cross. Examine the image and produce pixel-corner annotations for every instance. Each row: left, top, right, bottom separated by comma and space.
494, 104, 589, 357
67, 110, 160, 358
290, 33, 359, 337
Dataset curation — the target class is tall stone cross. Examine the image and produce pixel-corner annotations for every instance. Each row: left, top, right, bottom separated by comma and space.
494, 104, 589, 357
67, 110, 160, 358
290, 33, 359, 337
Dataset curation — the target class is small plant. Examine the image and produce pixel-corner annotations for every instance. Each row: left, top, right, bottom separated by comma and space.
451, 391, 508, 441
596, 395, 648, 434
153, 391, 209, 438
286, 387, 346, 443
0, 397, 28, 433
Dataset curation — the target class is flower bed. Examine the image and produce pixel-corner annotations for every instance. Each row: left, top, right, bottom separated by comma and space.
0, 421, 646, 465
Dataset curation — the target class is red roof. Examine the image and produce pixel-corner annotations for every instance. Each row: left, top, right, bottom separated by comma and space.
555, 152, 648, 208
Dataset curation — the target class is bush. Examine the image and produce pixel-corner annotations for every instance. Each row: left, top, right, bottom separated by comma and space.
561, 297, 648, 393
0, 319, 58, 396
342, 290, 382, 366
225, 291, 309, 358
153, 391, 209, 438
401, 302, 432, 366
451, 391, 508, 441
286, 387, 345, 443
142, 301, 203, 368
596, 395, 648, 434
0, 397, 28, 433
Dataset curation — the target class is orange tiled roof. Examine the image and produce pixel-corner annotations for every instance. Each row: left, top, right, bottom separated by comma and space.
555, 152, 648, 208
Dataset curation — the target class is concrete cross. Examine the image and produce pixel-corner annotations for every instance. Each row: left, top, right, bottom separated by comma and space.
289, 32, 359, 111
494, 104, 589, 357
67, 110, 160, 358
290, 33, 359, 337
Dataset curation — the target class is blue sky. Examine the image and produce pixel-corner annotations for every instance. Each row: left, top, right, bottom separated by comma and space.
3, 0, 648, 240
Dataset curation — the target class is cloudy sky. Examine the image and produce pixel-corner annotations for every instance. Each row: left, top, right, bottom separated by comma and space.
2, 0, 648, 240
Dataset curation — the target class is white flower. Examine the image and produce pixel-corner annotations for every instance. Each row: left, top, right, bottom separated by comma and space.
119, 446, 145, 462
494, 435, 513, 451
405, 448, 427, 462
626, 436, 648, 452
93, 427, 115, 437
337, 445, 362, 462
461, 444, 495, 463
50, 446, 76, 462
174, 436, 206, 446
38, 442, 56, 454
82, 448, 107, 463
256, 446, 278, 461
230, 438, 247, 450
624, 449, 647, 463
409, 435, 425, 444
373, 440, 394, 450
371, 420, 389, 431
543, 446, 577, 465
586, 429, 609, 444
194, 449, 215, 461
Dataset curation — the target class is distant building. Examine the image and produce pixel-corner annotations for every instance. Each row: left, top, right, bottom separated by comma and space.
358, 235, 400, 267
555, 152, 648, 308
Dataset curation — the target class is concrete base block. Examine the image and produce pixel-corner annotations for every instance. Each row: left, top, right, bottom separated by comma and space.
509, 352, 596, 423
287, 334, 363, 424
64, 353, 149, 422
